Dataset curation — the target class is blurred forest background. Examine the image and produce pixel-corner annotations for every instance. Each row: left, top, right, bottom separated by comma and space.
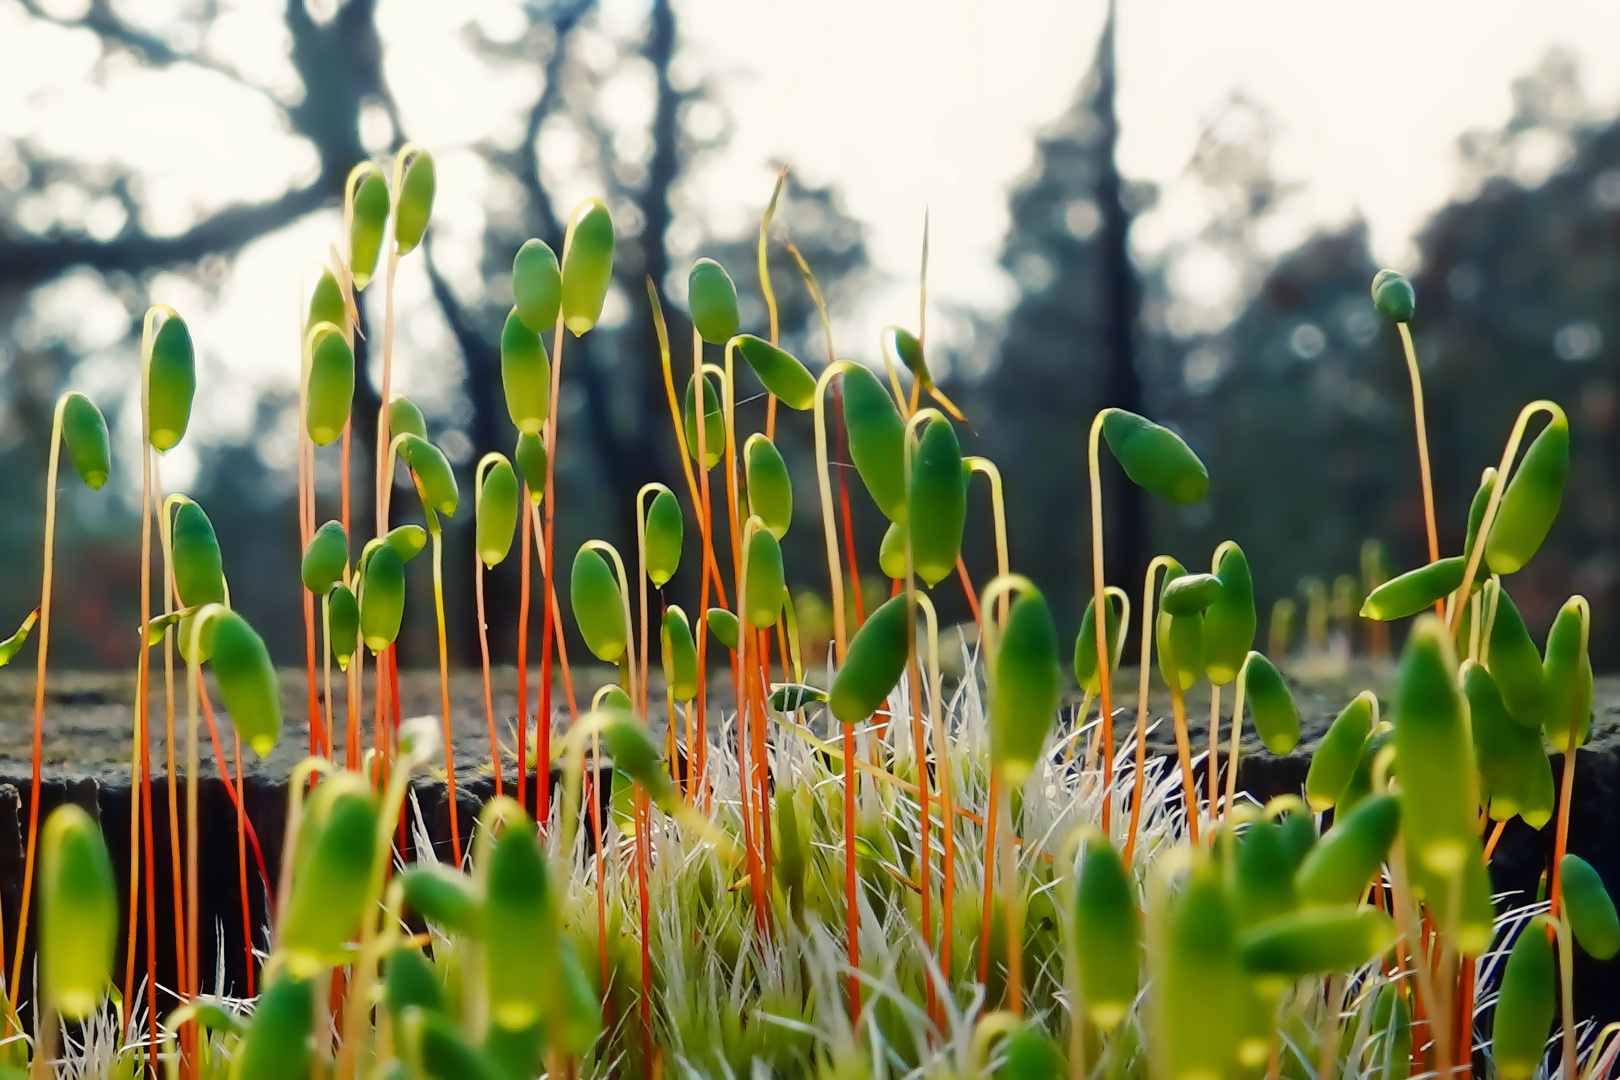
3, 0, 1620, 673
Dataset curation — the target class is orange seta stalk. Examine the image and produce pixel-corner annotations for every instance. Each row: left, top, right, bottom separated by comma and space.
517, 488, 532, 813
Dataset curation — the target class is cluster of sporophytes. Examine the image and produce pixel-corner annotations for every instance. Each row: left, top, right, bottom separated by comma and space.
1, 152, 1616, 1080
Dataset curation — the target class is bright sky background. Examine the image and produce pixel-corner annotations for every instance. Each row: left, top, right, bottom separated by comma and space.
5, 0, 1620, 491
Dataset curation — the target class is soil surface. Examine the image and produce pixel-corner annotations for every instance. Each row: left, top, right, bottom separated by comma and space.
1, 659, 1617, 1031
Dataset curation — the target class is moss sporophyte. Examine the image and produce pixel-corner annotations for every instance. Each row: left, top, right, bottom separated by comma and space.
9, 147, 1614, 1080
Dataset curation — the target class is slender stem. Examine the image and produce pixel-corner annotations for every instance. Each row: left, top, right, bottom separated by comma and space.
1000, 771, 1021, 1014
539, 307, 567, 824
183, 612, 212, 1062
1087, 413, 1116, 835
1318, 975, 1347, 1080
1395, 324, 1442, 614
1224, 663, 1250, 824
155, 471, 187, 1044
299, 313, 323, 759
812, 360, 858, 661
1168, 682, 1199, 845
428, 521, 461, 867
475, 453, 505, 798
914, 594, 953, 990
232, 730, 253, 996
517, 488, 532, 813
1124, 558, 1175, 864
8, 395, 67, 1016
1207, 684, 1222, 834
476, 561, 501, 797
1556, 917, 1578, 1080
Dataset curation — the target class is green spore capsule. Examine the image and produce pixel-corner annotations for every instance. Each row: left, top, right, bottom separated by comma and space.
661, 607, 698, 701
513, 239, 562, 333
743, 520, 786, 629
737, 334, 816, 410
879, 520, 907, 579
992, 588, 1062, 785
1294, 794, 1400, 907
1488, 587, 1549, 729
1543, 596, 1592, 750
597, 685, 632, 712
402, 1006, 502, 1080
1154, 563, 1202, 693
996, 1023, 1065, 1078
1238, 906, 1396, 978
745, 434, 793, 540
547, 937, 602, 1057
515, 432, 547, 500
560, 198, 614, 336
688, 257, 739, 344
385, 947, 444, 1021
147, 313, 196, 452
570, 547, 627, 663
307, 268, 346, 334
887, 326, 932, 388
477, 459, 520, 568
360, 543, 406, 654
302, 520, 348, 596
1203, 544, 1255, 685
908, 418, 967, 587
1561, 854, 1620, 960
39, 804, 116, 1019
842, 363, 907, 524
1360, 556, 1466, 621
769, 684, 827, 711
1277, 809, 1318, 870
306, 323, 354, 447
349, 170, 391, 290
1160, 572, 1222, 617
328, 583, 359, 670
211, 610, 281, 757
1073, 591, 1125, 694
829, 593, 909, 727
233, 973, 315, 1080
1305, 692, 1376, 811
282, 780, 379, 971
402, 435, 459, 517
1159, 865, 1243, 1080
401, 864, 481, 935
390, 396, 428, 441
1370, 269, 1415, 322
1392, 616, 1482, 874
1463, 468, 1498, 561
485, 817, 554, 1030
61, 392, 111, 489
1492, 916, 1556, 1080
645, 489, 684, 587
1465, 661, 1554, 828
1072, 838, 1140, 1028
1232, 820, 1299, 927
1100, 408, 1209, 505
393, 149, 435, 256
1486, 408, 1568, 575
386, 524, 428, 563
501, 309, 550, 435
682, 372, 724, 469
602, 716, 677, 810
1244, 653, 1301, 755
172, 501, 225, 608
707, 607, 739, 651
